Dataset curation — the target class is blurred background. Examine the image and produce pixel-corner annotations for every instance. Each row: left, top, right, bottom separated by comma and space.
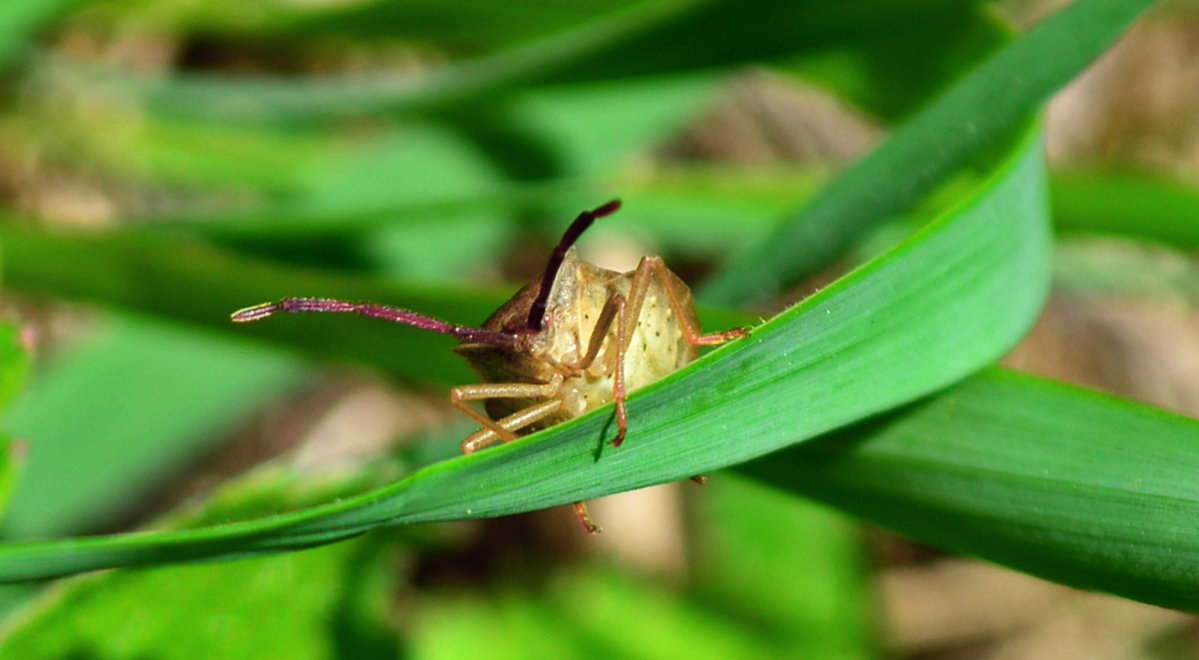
0, 0, 1195, 658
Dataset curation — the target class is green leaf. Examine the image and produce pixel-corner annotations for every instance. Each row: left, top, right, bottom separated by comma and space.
0, 465, 405, 658
414, 565, 783, 659
0, 119, 1050, 581
0, 314, 306, 538
1052, 169, 1199, 247
0, 322, 30, 416
738, 368, 1199, 613
61, 1, 1000, 125
0, 221, 511, 385
0, 321, 31, 520
701, 0, 1158, 304
0, 435, 21, 519
694, 476, 870, 658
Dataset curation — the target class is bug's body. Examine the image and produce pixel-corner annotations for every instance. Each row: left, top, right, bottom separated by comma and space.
456, 248, 699, 430
231, 201, 746, 533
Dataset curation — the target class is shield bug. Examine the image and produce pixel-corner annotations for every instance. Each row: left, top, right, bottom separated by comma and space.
232, 201, 747, 532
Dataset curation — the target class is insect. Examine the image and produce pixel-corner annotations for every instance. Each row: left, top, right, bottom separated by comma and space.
232, 201, 747, 533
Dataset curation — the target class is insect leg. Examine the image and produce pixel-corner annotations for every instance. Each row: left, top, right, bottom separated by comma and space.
574, 295, 622, 371
572, 501, 601, 535
635, 256, 749, 346
460, 399, 564, 455
451, 377, 562, 453
564, 293, 631, 448
597, 257, 748, 448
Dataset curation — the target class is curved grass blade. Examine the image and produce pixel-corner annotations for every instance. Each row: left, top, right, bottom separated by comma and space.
739, 367, 1199, 613
0, 121, 1050, 581
701, 0, 1158, 305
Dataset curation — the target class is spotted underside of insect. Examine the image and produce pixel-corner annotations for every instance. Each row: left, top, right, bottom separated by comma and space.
232, 201, 747, 533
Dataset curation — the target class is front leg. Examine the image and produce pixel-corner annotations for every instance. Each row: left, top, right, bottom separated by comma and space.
570, 294, 631, 447
594, 257, 749, 448
450, 376, 562, 454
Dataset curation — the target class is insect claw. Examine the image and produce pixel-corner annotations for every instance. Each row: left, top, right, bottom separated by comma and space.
572, 501, 602, 534
726, 327, 750, 340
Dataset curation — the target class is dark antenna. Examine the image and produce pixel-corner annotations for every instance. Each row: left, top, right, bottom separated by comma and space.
525, 199, 622, 331
232, 298, 520, 348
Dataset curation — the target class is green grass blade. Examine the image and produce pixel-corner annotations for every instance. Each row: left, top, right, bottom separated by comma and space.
65, 1, 999, 125
694, 476, 871, 658
701, 0, 1157, 305
0, 323, 29, 416
0, 461, 406, 658
1052, 169, 1199, 247
739, 367, 1199, 613
89, 1, 700, 122
0, 221, 510, 385
0, 120, 1049, 581
0, 321, 31, 520
0, 315, 306, 539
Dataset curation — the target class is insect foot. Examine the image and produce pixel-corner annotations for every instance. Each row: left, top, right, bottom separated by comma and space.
231, 200, 748, 534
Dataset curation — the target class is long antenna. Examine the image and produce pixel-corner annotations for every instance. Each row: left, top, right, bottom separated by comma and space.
526, 199, 622, 331
232, 298, 520, 348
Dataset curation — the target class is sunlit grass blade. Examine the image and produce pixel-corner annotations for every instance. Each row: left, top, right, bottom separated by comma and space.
0, 121, 1049, 581
739, 367, 1199, 613
701, 0, 1158, 304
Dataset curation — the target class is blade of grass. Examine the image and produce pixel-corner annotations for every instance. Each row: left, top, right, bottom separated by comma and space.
701, 0, 1158, 304
1052, 169, 1199, 248
0, 324, 30, 415
738, 367, 1199, 613
0, 220, 507, 385
0, 462, 407, 658
693, 476, 870, 658
55, 1, 1001, 125
0, 119, 1050, 581
0, 314, 306, 539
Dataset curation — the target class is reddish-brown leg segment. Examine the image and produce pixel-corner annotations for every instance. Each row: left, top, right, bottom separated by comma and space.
628, 256, 750, 346
601, 257, 748, 448
572, 502, 601, 534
